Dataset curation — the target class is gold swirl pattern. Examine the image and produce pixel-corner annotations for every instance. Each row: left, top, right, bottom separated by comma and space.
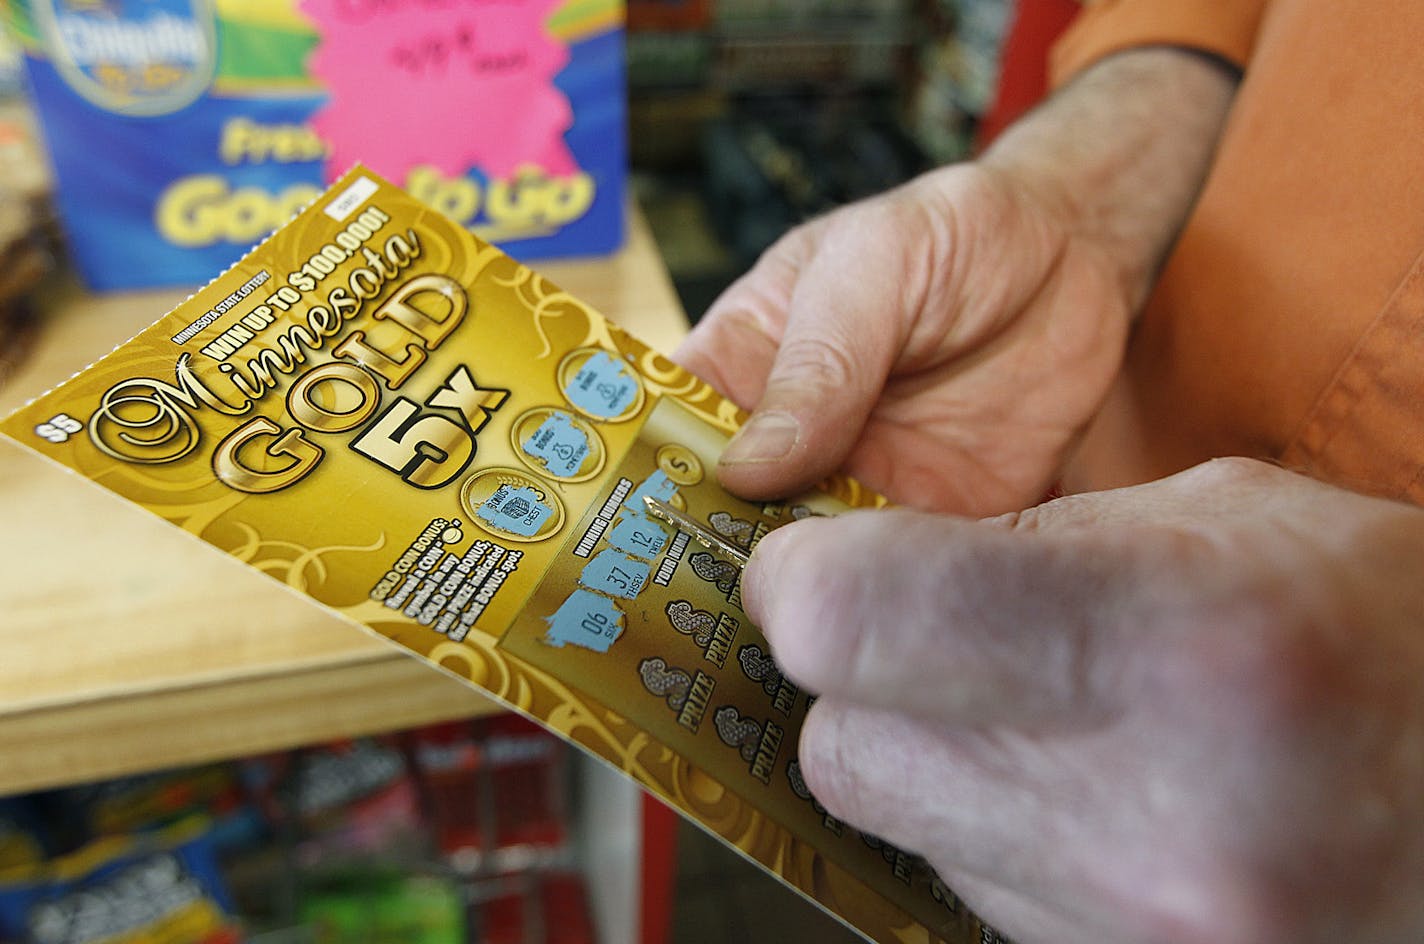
519, 283, 608, 359
223, 523, 385, 593
409, 208, 484, 275
532, 293, 607, 360
508, 276, 547, 313
154, 496, 246, 537
426, 637, 513, 697
604, 326, 748, 433
420, 641, 647, 780
490, 261, 547, 316
630, 349, 704, 399
84, 455, 243, 503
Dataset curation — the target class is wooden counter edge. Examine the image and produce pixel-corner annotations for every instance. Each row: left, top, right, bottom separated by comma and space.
0, 650, 504, 795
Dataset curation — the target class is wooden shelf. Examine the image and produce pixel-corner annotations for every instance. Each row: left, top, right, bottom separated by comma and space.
0, 210, 689, 795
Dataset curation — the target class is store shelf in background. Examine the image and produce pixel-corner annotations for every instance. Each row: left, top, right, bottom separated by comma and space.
0, 718, 617, 944
712, 0, 912, 38
699, 94, 931, 266
628, 0, 711, 32
712, 35, 913, 92
627, 90, 727, 170
0, 208, 687, 798
627, 33, 714, 91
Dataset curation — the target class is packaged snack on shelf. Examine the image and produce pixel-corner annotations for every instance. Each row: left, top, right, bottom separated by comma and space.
289, 740, 426, 868
409, 716, 569, 869
56, 765, 266, 855
479, 716, 568, 857
0, 820, 243, 944
0, 22, 55, 390
408, 722, 486, 858
3, 0, 625, 290
0, 167, 987, 943
300, 869, 463, 944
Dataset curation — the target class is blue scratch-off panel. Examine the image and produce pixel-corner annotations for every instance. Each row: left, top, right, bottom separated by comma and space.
564, 351, 640, 419
544, 589, 625, 653
521, 411, 591, 477
578, 548, 651, 599
627, 470, 678, 508
476, 484, 553, 537
606, 512, 670, 560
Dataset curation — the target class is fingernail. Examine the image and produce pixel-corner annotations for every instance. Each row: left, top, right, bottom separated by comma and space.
723, 411, 800, 464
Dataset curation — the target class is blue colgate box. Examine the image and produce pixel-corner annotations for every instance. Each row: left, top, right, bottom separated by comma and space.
4, 0, 626, 290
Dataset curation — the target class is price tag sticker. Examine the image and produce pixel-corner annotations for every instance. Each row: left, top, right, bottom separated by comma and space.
303, 0, 577, 181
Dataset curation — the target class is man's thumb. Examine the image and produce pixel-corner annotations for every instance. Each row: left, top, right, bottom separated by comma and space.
717, 328, 884, 499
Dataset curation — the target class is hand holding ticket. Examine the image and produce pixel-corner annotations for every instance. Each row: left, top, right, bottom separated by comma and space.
0, 169, 996, 944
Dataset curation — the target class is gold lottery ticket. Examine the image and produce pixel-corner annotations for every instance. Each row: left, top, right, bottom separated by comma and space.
0, 168, 992, 944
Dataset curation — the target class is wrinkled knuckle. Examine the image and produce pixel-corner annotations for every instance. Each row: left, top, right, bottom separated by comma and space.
827, 194, 934, 271
1184, 456, 1281, 490
841, 191, 911, 233
981, 507, 1028, 532
984, 495, 1090, 534
700, 293, 766, 337
769, 333, 861, 403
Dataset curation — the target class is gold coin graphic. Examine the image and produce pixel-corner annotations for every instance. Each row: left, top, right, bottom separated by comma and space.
459, 468, 566, 543
557, 347, 646, 423
510, 407, 606, 482
655, 443, 704, 486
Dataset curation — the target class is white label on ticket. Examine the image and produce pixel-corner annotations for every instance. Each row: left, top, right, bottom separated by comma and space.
324, 176, 378, 220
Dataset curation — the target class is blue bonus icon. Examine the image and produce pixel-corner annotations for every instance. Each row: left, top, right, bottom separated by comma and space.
476, 483, 552, 537
521, 411, 591, 478
564, 351, 640, 419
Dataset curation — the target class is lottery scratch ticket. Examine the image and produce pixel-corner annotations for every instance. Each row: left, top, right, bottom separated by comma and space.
0, 168, 997, 944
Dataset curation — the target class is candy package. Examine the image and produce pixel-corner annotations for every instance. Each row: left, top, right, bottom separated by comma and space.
55, 765, 265, 856
0, 821, 243, 944
300, 870, 462, 944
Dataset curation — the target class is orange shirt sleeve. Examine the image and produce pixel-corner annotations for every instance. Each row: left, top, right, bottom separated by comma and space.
1050, 0, 1271, 85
